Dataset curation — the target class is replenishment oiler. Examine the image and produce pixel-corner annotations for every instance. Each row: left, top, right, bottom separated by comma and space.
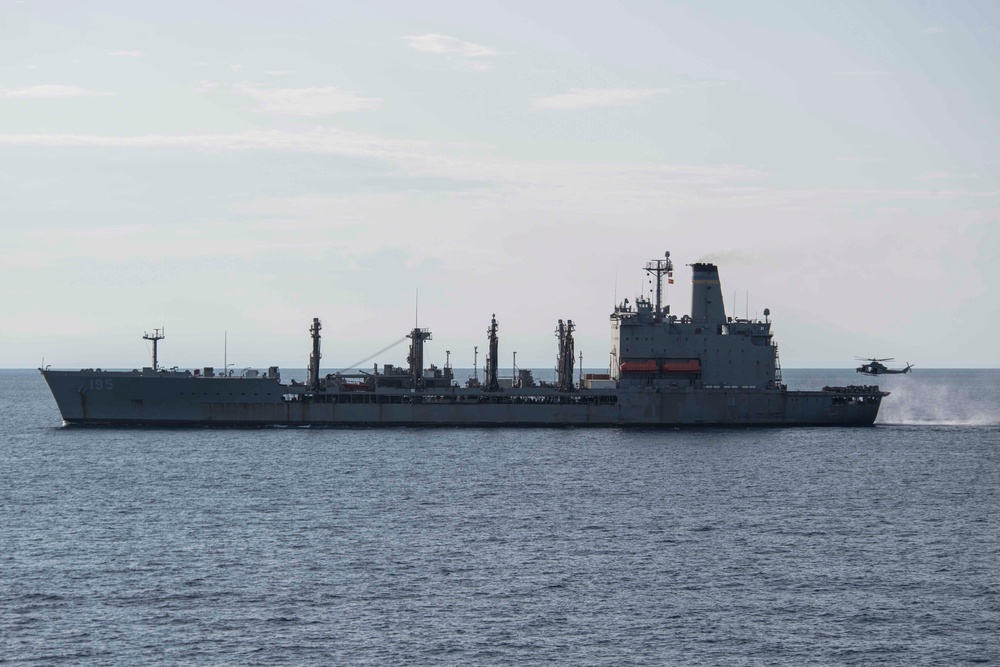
40, 253, 888, 427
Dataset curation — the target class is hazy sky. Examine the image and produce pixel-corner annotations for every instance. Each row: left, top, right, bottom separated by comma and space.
2, 0, 998, 370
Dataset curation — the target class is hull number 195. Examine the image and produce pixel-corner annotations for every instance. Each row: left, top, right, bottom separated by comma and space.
89, 379, 114, 390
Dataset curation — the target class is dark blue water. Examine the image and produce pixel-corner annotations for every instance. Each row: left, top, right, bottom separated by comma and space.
2, 369, 999, 665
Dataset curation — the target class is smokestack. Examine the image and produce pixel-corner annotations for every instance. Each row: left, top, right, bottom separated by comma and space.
691, 263, 727, 325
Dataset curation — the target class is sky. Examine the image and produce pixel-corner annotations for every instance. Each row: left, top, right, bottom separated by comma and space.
1, 0, 998, 370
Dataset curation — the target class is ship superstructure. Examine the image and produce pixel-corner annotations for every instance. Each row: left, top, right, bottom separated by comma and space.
40, 253, 887, 427
613, 260, 780, 390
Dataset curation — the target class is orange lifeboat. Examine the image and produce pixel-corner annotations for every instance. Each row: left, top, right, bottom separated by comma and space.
662, 360, 701, 373
620, 360, 658, 373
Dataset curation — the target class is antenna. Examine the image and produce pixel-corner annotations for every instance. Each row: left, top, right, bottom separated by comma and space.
415, 288, 419, 328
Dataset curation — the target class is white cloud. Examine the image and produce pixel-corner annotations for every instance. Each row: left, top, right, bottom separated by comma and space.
6, 129, 993, 217
458, 60, 493, 72
0, 85, 111, 98
229, 83, 381, 116
405, 34, 497, 69
833, 70, 892, 76
191, 80, 220, 93
835, 156, 884, 162
533, 88, 667, 110
0, 129, 435, 166
265, 70, 295, 77
914, 171, 978, 181
406, 34, 496, 57
0, 130, 806, 228
108, 49, 144, 58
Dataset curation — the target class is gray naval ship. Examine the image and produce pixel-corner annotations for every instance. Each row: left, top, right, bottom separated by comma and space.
40, 253, 887, 427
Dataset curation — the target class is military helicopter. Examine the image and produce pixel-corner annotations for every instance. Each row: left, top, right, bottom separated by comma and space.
855, 357, 913, 376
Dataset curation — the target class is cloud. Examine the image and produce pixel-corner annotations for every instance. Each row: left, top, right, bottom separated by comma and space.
0, 129, 435, 165
914, 171, 978, 181
457, 60, 493, 72
0, 129, 766, 189
833, 70, 892, 76
0, 85, 111, 99
405, 34, 497, 70
533, 88, 667, 110
229, 83, 381, 116
406, 34, 496, 57
8, 129, 993, 215
266, 70, 295, 77
108, 50, 144, 58
8, 129, 995, 213
192, 80, 220, 93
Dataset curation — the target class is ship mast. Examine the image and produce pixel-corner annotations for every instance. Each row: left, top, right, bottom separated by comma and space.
407, 327, 432, 388
644, 251, 674, 321
485, 314, 500, 392
308, 318, 322, 389
556, 319, 575, 392
143, 328, 164, 371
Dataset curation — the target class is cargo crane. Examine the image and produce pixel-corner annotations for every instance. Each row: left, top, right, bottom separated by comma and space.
556, 319, 576, 391
484, 314, 500, 392
308, 318, 322, 389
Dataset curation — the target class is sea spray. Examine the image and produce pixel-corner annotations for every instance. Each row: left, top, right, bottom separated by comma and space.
876, 371, 1000, 426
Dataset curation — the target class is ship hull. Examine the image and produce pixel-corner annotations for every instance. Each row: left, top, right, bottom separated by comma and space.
41, 370, 884, 427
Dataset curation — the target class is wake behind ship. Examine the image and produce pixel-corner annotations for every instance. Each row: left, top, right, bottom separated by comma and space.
40, 253, 887, 427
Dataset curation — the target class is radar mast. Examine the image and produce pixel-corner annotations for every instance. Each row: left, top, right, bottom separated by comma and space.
143, 328, 165, 371
644, 251, 674, 320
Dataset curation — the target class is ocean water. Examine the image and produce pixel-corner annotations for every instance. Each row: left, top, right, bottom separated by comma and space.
2, 368, 998, 665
